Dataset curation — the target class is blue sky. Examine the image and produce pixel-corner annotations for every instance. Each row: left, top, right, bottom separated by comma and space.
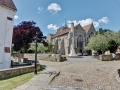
13, 0, 120, 36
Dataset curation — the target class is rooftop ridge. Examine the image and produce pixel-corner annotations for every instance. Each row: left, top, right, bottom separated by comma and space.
82, 23, 92, 32
0, 0, 17, 11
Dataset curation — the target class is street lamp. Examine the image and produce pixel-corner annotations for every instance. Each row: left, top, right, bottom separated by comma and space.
34, 32, 38, 74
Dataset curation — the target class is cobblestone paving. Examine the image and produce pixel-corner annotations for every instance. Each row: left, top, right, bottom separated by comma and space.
50, 61, 120, 90
39, 57, 120, 90
45, 85, 91, 90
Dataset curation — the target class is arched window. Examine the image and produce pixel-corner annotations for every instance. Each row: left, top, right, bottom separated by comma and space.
87, 37, 89, 43
77, 35, 83, 48
89, 32, 94, 38
58, 39, 61, 45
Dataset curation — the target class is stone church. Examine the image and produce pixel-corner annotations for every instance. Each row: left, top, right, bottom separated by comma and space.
46, 22, 96, 55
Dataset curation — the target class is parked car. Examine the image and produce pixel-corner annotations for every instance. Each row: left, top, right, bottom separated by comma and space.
92, 52, 98, 56
77, 52, 82, 56
83, 52, 88, 56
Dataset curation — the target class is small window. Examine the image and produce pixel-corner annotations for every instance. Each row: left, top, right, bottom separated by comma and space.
7, 17, 13, 21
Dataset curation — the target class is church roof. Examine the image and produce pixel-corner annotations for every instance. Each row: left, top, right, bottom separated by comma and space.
52, 28, 70, 38
49, 34, 54, 37
51, 23, 93, 38
82, 23, 92, 32
0, 0, 17, 11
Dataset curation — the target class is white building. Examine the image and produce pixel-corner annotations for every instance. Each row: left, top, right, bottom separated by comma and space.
0, 0, 17, 69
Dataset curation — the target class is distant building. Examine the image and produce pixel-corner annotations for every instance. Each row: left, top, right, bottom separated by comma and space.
46, 21, 96, 55
0, 0, 17, 69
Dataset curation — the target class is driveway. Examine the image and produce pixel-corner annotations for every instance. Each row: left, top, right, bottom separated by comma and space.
39, 56, 120, 90
66, 56, 99, 62
39, 56, 99, 68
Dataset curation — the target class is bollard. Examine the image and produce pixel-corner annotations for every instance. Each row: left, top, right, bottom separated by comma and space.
117, 69, 120, 77
11, 60, 13, 68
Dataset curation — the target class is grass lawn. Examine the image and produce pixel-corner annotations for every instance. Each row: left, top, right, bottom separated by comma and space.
0, 65, 44, 90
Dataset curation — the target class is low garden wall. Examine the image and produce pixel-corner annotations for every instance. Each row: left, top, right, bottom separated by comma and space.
11, 53, 66, 62
98, 53, 120, 61
0, 64, 40, 80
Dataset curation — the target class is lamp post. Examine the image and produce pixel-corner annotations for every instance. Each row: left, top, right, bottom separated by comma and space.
34, 32, 38, 74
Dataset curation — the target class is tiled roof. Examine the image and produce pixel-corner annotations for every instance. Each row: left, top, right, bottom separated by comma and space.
51, 23, 92, 38
51, 28, 70, 38
49, 34, 54, 37
82, 24, 92, 32
0, 0, 17, 11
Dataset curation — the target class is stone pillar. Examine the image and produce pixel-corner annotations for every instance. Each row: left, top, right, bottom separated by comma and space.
69, 23, 77, 56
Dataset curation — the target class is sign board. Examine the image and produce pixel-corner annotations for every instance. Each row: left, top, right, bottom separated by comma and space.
4, 47, 10, 53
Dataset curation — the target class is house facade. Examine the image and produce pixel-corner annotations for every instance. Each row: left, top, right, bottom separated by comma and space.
0, 0, 17, 69
46, 22, 96, 55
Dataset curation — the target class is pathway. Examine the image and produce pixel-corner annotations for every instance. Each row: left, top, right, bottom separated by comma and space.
13, 67, 59, 90
13, 56, 120, 90
43, 56, 120, 90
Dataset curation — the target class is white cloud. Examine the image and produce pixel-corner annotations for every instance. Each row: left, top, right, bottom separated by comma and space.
93, 21, 99, 28
68, 17, 109, 28
47, 24, 59, 30
98, 17, 109, 24
38, 7, 43, 12
47, 3, 61, 14
68, 18, 94, 27
14, 15, 19, 19
78, 18, 93, 26
47, 17, 109, 31
68, 20, 79, 27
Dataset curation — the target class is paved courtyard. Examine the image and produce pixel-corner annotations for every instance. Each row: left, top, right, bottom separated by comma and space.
39, 56, 120, 90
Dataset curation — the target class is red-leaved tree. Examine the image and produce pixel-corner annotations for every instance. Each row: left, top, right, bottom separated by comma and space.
12, 21, 46, 52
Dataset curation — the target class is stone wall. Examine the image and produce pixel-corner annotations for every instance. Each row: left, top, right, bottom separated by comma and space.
23, 54, 65, 62
116, 53, 120, 60
0, 64, 40, 80
101, 55, 112, 61
98, 53, 120, 61
52, 34, 68, 55
11, 54, 66, 62
11, 54, 24, 62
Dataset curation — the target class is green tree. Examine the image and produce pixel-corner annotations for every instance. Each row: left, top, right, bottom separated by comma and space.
85, 33, 109, 53
106, 32, 120, 53
96, 28, 112, 35
28, 43, 47, 53
46, 42, 54, 53
86, 32, 120, 54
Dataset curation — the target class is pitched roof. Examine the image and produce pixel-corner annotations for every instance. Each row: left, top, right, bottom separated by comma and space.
0, 0, 17, 11
49, 34, 54, 37
51, 23, 93, 38
82, 24, 92, 32
52, 28, 70, 38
